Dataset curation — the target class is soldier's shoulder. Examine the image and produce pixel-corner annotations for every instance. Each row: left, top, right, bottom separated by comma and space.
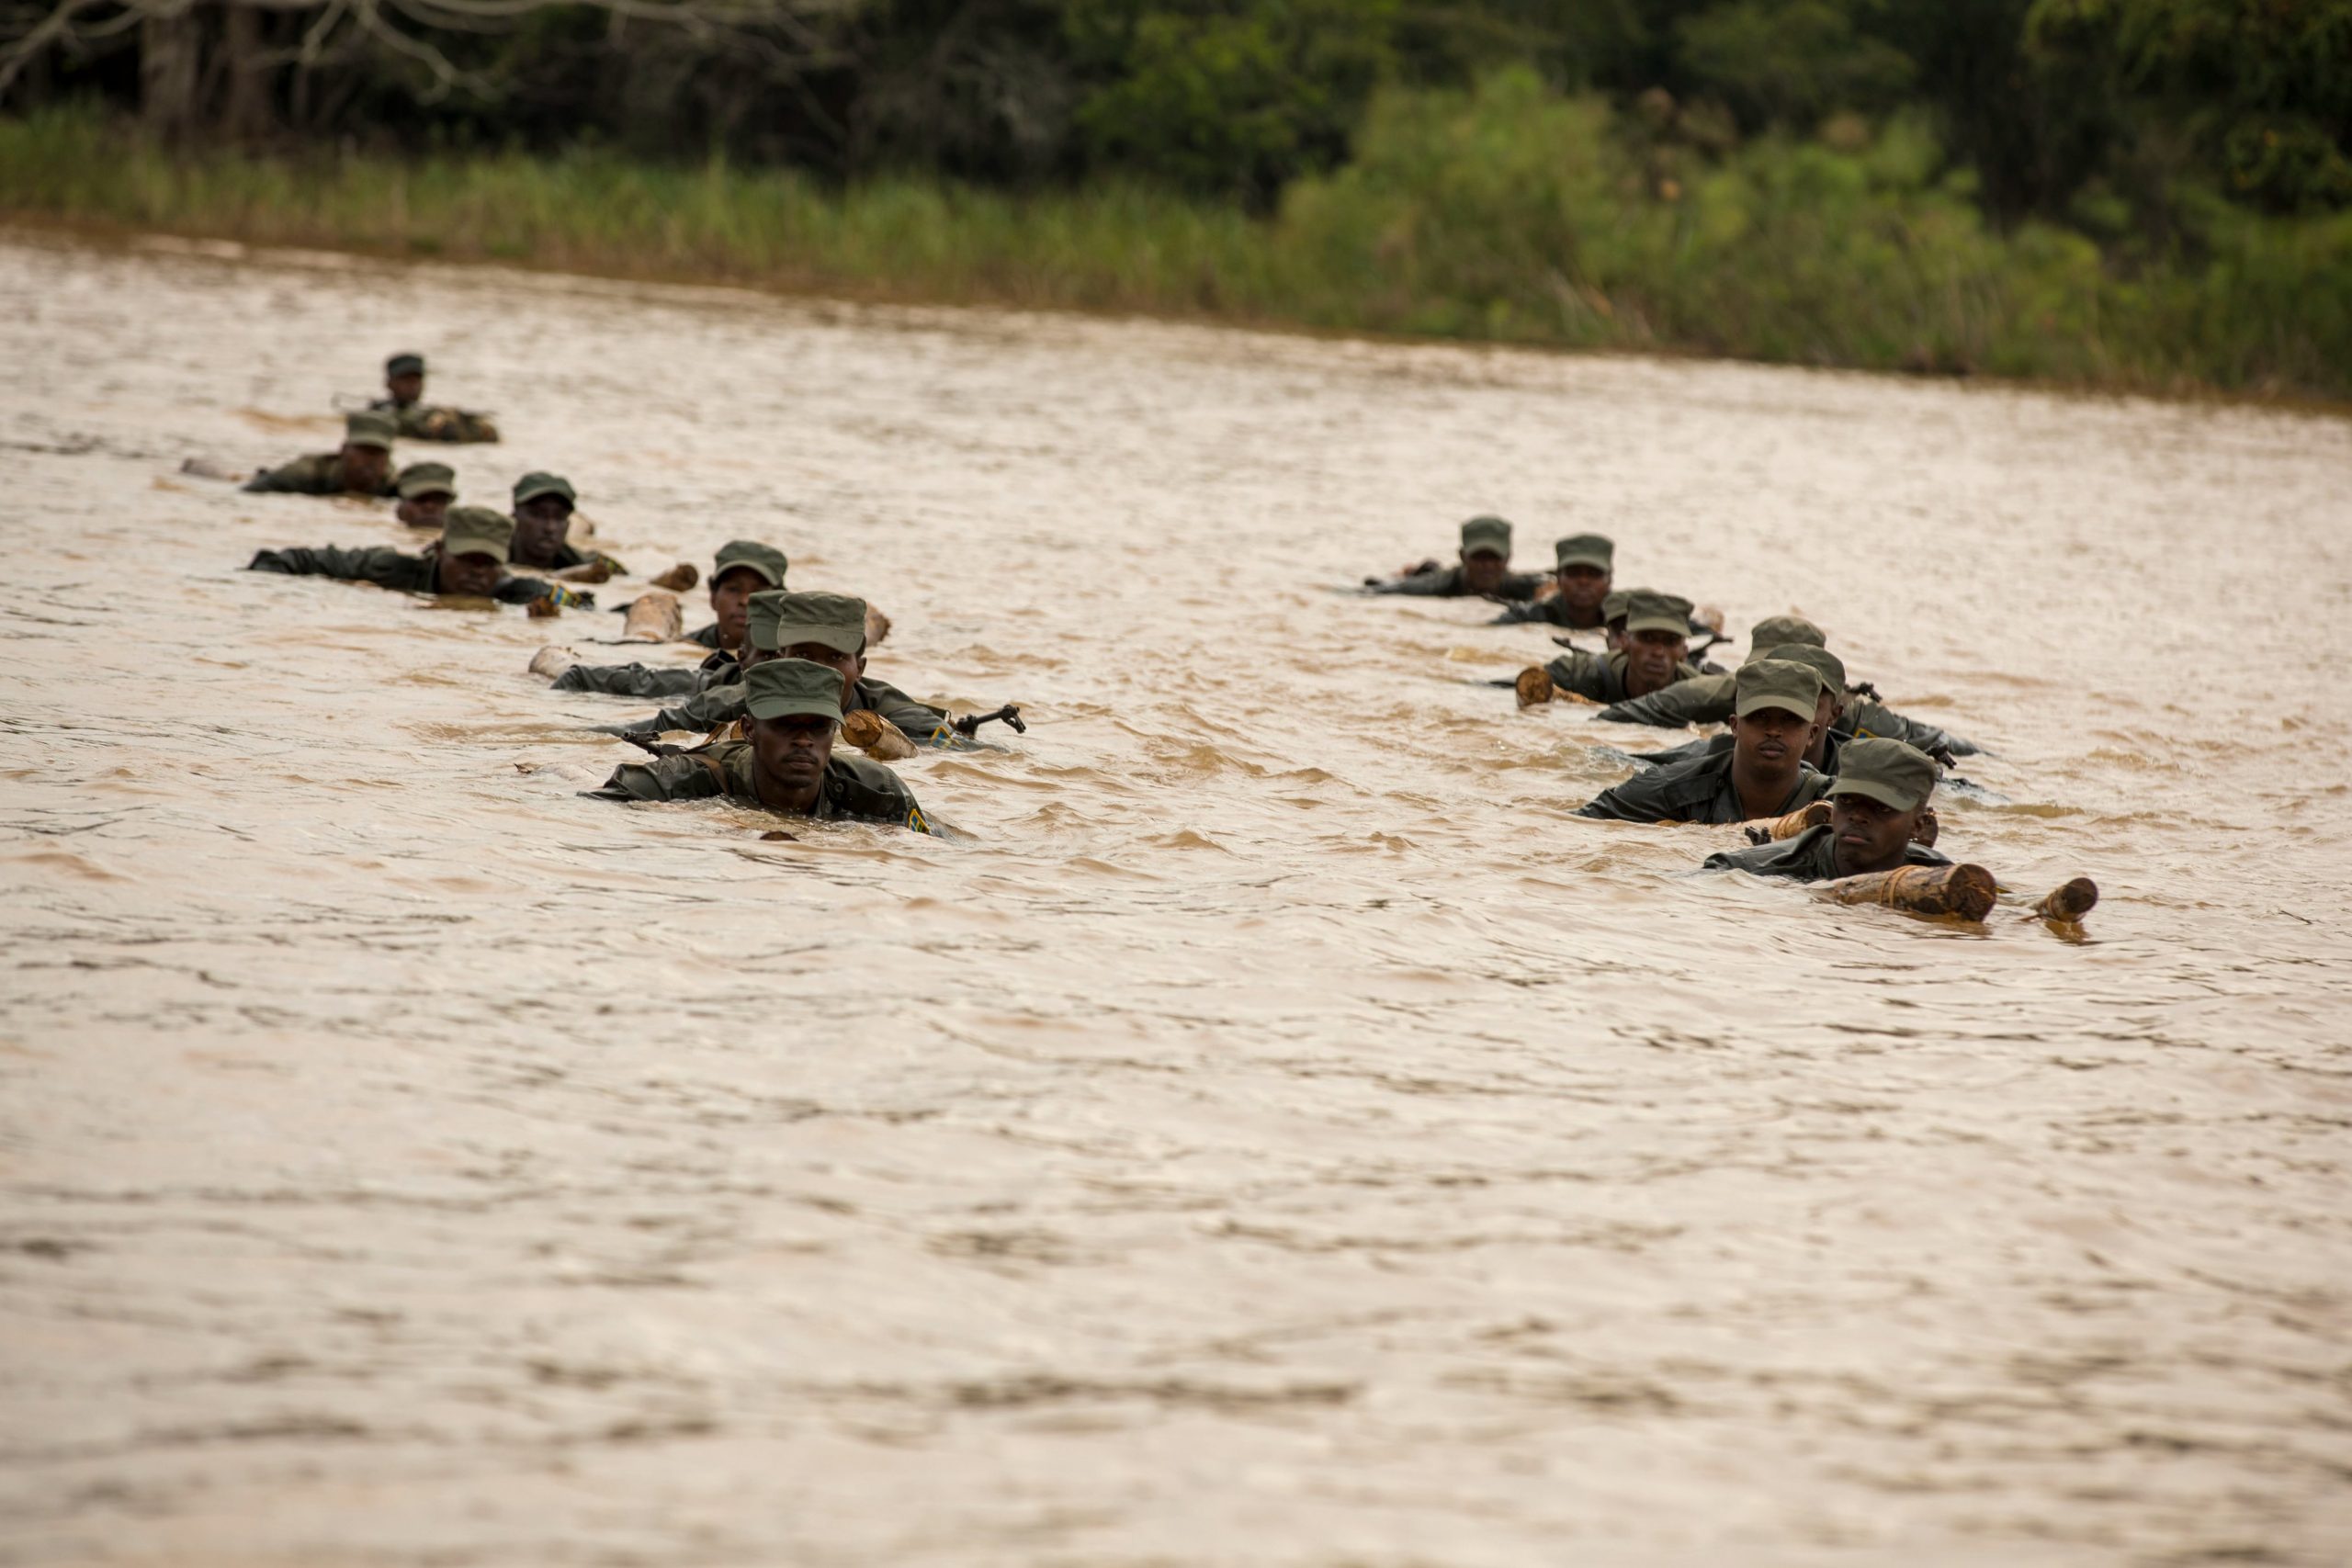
825, 754, 932, 831
1704, 824, 1833, 878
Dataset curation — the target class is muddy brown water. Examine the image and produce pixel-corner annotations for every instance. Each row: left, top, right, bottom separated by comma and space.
3, 229, 2350, 1566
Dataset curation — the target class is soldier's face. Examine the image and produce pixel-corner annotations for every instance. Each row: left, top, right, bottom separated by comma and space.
1831, 794, 1921, 877
1623, 627, 1687, 693
1460, 550, 1510, 595
1730, 705, 1817, 773
752, 714, 837, 795
398, 491, 452, 530
1557, 564, 1610, 612
781, 641, 863, 706
437, 549, 503, 598
708, 569, 764, 649
342, 445, 390, 491
1807, 692, 1841, 764
388, 371, 424, 405
513, 497, 571, 562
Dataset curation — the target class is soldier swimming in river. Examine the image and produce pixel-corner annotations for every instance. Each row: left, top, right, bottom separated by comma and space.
1596, 613, 1977, 760
1515, 589, 1708, 707
1577, 659, 1831, 825
534, 540, 790, 696
508, 471, 627, 580
1489, 532, 1615, 629
587, 657, 934, 833
1363, 515, 1545, 601
242, 410, 399, 497
371, 352, 501, 444
1702, 739, 1949, 882
245, 505, 574, 607
613, 590, 979, 748
393, 462, 457, 530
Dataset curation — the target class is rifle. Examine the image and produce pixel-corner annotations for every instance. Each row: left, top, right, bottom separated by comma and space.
952, 705, 1026, 738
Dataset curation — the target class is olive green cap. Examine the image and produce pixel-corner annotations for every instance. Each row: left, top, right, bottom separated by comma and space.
1758, 639, 1844, 691
1622, 589, 1696, 639
1555, 533, 1614, 571
344, 410, 397, 450
1459, 514, 1511, 559
386, 352, 425, 378
712, 539, 788, 589
1735, 658, 1826, 721
395, 460, 456, 501
744, 658, 846, 724
1601, 589, 1631, 625
1748, 614, 1826, 652
438, 504, 513, 562
511, 471, 576, 508
748, 589, 866, 655
1830, 738, 1939, 812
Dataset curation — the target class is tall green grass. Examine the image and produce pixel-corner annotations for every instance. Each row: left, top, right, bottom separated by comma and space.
6, 73, 2347, 400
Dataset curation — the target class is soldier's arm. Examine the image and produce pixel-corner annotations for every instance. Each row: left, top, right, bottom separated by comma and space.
609, 682, 746, 736
492, 574, 557, 606
1597, 674, 1735, 728
582, 753, 725, 802
1573, 772, 1669, 823
245, 544, 381, 580
1847, 698, 1977, 759
1488, 600, 1552, 626
1366, 569, 1453, 597
240, 461, 312, 493
1542, 649, 1606, 698
859, 682, 958, 747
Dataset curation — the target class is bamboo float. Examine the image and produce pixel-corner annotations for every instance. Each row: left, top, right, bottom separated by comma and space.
840, 709, 919, 761
619, 589, 682, 643
1820, 863, 1998, 921
2032, 877, 2100, 922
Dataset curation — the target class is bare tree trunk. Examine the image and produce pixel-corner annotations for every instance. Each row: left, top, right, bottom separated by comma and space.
220, 2, 270, 142
141, 2, 204, 146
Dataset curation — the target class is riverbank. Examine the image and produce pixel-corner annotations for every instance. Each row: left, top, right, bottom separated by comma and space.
6, 77, 2348, 400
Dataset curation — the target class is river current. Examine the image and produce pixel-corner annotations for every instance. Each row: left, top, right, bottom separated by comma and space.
2, 230, 2349, 1565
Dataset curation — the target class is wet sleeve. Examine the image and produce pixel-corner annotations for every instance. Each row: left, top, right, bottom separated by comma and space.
1848, 700, 1976, 757
859, 682, 956, 747
582, 755, 723, 802
1543, 649, 1605, 700
245, 545, 379, 580
1488, 601, 1550, 626
492, 575, 555, 605
241, 460, 320, 494
553, 662, 707, 698
1597, 677, 1730, 728
620, 682, 746, 735
1367, 570, 1453, 597
1574, 771, 1669, 822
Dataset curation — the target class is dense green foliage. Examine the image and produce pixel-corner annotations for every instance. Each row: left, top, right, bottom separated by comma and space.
4, 0, 2346, 396
7, 78, 2346, 398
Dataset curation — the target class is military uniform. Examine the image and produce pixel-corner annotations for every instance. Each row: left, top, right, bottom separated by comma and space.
630, 673, 950, 742
243, 410, 400, 495
247, 506, 566, 605
1577, 658, 1831, 823
587, 742, 932, 832
1597, 662, 1976, 757
1577, 747, 1831, 824
1702, 822, 1950, 879
1543, 647, 1706, 704
1367, 514, 1544, 600
1630, 726, 1851, 776
554, 647, 736, 698
586, 658, 933, 833
686, 623, 727, 650
243, 453, 399, 497
371, 352, 500, 443
509, 471, 624, 575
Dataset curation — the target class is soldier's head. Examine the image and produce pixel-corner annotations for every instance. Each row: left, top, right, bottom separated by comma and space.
1756, 643, 1848, 763
509, 472, 577, 565
433, 506, 512, 598
1457, 515, 1513, 596
339, 411, 396, 491
1620, 590, 1694, 696
1828, 739, 1939, 877
742, 591, 867, 703
708, 540, 789, 651
744, 658, 844, 796
393, 461, 456, 530
1553, 533, 1614, 616
1600, 588, 1631, 650
1747, 614, 1826, 660
385, 352, 425, 407
1726, 659, 1826, 778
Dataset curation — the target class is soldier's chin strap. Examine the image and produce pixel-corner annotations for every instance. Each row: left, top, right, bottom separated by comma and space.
952, 704, 1025, 738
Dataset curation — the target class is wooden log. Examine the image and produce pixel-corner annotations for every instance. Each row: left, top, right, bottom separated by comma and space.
1820, 863, 1998, 921
1515, 667, 1555, 709
526, 596, 562, 619
650, 562, 698, 592
556, 559, 614, 585
865, 605, 893, 649
1761, 800, 1832, 840
619, 590, 682, 644
2032, 877, 2099, 922
528, 645, 581, 681
840, 709, 919, 761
